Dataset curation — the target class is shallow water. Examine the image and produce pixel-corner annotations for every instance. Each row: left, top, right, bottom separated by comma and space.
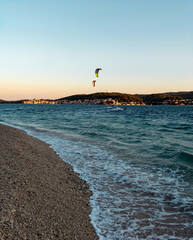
0, 104, 193, 239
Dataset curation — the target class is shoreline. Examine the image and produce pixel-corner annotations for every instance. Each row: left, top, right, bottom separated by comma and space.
0, 124, 98, 239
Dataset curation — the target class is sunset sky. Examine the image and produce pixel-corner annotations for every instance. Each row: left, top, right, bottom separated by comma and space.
0, 0, 193, 100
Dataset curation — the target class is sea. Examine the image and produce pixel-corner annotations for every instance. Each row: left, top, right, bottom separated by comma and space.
0, 104, 193, 240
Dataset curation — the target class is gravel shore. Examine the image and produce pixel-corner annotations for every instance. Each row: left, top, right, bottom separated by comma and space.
0, 124, 98, 240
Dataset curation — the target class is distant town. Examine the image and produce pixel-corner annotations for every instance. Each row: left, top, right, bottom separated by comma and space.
1, 91, 193, 105
23, 99, 58, 105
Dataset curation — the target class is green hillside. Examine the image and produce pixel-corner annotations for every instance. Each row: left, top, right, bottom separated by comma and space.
136, 94, 183, 105
165, 91, 193, 99
58, 92, 143, 104
136, 91, 193, 105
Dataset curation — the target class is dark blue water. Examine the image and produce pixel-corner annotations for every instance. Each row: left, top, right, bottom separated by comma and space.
0, 104, 193, 239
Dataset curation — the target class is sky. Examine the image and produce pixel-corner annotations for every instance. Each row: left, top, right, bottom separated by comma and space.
0, 0, 193, 100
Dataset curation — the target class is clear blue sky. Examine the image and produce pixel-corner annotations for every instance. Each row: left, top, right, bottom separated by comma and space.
0, 0, 193, 100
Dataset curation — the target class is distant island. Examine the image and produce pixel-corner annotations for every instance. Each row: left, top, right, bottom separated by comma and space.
1, 91, 193, 105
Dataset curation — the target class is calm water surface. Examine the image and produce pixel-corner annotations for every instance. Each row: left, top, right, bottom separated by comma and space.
0, 104, 193, 240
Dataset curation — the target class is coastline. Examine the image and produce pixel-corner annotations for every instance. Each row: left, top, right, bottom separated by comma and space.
0, 124, 98, 239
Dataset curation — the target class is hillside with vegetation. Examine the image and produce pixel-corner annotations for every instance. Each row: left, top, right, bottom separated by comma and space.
137, 91, 193, 105
58, 92, 143, 104
165, 91, 193, 99
136, 94, 183, 105
58, 91, 193, 105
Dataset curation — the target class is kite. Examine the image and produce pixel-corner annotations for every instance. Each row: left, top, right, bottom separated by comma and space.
95, 68, 102, 78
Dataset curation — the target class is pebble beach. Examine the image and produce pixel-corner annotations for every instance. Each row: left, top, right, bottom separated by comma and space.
0, 124, 98, 240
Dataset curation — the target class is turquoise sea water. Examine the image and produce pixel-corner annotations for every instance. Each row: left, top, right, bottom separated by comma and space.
0, 104, 193, 240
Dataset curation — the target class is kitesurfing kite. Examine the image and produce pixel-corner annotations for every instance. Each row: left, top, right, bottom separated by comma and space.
95, 68, 102, 78
92, 80, 96, 87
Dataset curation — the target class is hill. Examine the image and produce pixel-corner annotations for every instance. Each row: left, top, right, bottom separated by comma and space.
136, 94, 183, 105
136, 91, 193, 105
57, 92, 143, 104
165, 91, 193, 99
